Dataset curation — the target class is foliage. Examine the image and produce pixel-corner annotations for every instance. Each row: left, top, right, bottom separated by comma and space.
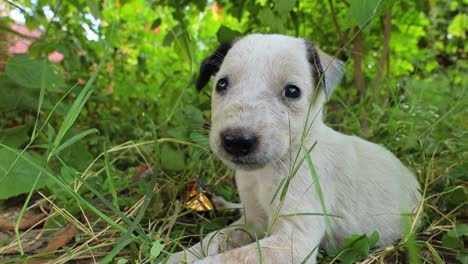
327, 231, 380, 264
0, 0, 466, 263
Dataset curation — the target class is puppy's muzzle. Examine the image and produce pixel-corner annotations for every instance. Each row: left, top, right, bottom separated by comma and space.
221, 129, 257, 157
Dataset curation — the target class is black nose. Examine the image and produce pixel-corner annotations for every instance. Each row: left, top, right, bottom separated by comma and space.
221, 129, 257, 157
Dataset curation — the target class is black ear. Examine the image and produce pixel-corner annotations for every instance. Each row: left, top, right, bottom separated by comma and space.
305, 41, 344, 98
196, 41, 234, 91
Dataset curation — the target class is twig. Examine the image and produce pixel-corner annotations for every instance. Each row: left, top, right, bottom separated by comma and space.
352, 28, 365, 98
370, 11, 392, 107
328, 0, 344, 43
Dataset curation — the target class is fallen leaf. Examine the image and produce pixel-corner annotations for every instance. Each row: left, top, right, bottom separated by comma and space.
134, 164, 153, 179
0, 229, 46, 255
0, 208, 46, 231
44, 225, 75, 252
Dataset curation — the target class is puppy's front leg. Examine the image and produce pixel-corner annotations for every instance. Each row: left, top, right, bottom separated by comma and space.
194, 219, 325, 264
165, 216, 262, 264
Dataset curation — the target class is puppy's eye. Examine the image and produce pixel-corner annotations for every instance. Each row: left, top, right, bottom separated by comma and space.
283, 85, 301, 99
216, 78, 229, 93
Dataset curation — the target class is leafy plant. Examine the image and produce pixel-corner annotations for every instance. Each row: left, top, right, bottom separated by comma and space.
327, 231, 380, 264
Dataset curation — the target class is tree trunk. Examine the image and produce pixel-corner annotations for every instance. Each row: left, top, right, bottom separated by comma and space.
352, 28, 365, 98
371, 11, 392, 108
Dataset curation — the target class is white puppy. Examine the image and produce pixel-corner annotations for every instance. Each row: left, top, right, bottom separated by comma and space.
166, 34, 421, 264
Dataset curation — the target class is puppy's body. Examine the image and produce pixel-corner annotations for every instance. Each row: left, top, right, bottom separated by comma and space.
166, 34, 421, 264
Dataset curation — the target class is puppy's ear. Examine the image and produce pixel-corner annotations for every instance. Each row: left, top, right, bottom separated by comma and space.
305, 42, 344, 98
196, 41, 234, 91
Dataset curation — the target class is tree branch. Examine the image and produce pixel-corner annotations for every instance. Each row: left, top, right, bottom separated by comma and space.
370, 11, 392, 107
352, 28, 365, 98
328, 0, 344, 43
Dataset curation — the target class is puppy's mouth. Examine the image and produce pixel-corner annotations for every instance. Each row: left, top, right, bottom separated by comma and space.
228, 157, 267, 170
218, 153, 270, 171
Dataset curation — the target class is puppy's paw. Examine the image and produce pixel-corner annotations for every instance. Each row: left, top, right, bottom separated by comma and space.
163, 251, 202, 264
211, 194, 242, 210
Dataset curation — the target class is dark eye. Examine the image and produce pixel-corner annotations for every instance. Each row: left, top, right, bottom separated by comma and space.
283, 85, 301, 99
216, 78, 229, 93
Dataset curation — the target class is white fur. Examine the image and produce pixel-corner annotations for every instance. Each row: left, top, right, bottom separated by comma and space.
166, 34, 421, 264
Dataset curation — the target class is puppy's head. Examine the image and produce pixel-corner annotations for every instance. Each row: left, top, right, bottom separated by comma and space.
197, 34, 343, 170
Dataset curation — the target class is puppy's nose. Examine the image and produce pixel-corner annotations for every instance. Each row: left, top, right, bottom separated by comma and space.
221, 129, 257, 157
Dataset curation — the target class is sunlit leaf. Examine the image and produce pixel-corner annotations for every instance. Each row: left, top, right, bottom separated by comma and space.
448, 14, 468, 38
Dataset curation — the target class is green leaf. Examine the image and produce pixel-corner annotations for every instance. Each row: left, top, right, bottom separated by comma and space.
160, 145, 185, 171
456, 251, 468, 264
151, 18, 162, 29
447, 224, 468, 238
258, 8, 277, 27
340, 249, 358, 264
116, 258, 128, 264
0, 147, 51, 200
167, 126, 188, 140
162, 32, 175, 46
87, 0, 101, 19
59, 140, 94, 171
0, 126, 29, 148
368, 231, 380, 247
442, 224, 467, 249
275, 0, 296, 13
344, 234, 366, 247
60, 165, 76, 184
5, 54, 64, 90
448, 14, 468, 38
150, 240, 164, 258
442, 235, 463, 249
352, 236, 370, 258
183, 105, 204, 124
346, 0, 396, 30
216, 25, 242, 43
190, 132, 209, 148
162, 25, 182, 46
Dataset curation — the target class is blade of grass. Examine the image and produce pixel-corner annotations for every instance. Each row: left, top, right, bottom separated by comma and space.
279, 212, 342, 218
0, 144, 127, 233
12, 21, 116, 256
256, 234, 264, 264
14, 58, 49, 255
53, 128, 99, 155
300, 245, 318, 264
302, 145, 336, 247
423, 242, 444, 264
267, 141, 317, 235
31, 59, 47, 139
104, 145, 119, 208
100, 118, 161, 263
65, 166, 148, 240
52, 24, 114, 153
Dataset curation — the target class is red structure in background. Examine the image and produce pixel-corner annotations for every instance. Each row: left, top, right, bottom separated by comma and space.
0, 23, 64, 71
8, 24, 42, 54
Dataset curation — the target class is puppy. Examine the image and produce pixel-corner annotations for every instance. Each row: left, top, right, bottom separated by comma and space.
166, 34, 421, 264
